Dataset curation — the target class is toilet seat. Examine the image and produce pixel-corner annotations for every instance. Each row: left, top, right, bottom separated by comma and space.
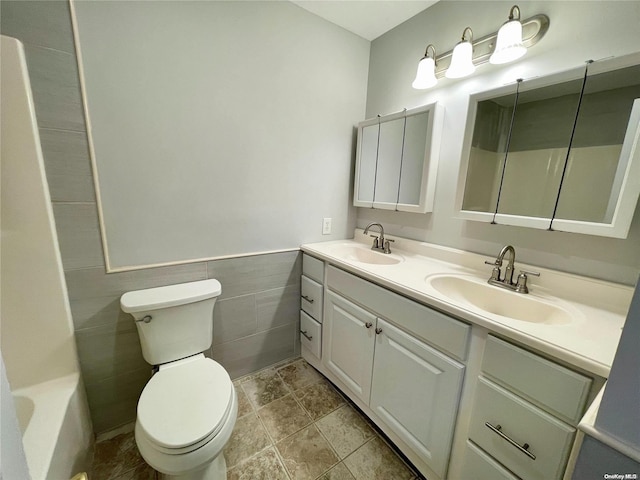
137, 355, 233, 455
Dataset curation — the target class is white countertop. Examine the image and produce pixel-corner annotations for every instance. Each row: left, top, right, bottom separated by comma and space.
302, 231, 634, 378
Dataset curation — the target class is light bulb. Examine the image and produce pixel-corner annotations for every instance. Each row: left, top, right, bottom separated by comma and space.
412, 56, 437, 89
446, 40, 475, 79
490, 19, 526, 64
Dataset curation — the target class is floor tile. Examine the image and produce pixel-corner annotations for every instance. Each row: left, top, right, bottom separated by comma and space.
294, 379, 345, 420
110, 462, 157, 480
258, 394, 312, 442
277, 359, 322, 391
318, 462, 356, 480
227, 447, 290, 480
316, 405, 374, 458
91, 431, 145, 480
277, 425, 339, 480
344, 437, 415, 480
91, 357, 418, 480
224, 413, 271, 469
234, 381, 254, 417
241, 368, 290, 408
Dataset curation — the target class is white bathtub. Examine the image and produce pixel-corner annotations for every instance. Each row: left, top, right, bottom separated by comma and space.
1, 34, 94, 480
13, 374, 93, 480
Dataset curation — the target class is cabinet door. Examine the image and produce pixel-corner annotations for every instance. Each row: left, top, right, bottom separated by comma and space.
370, 318, 465, 478
354, 122, 379, 207
373, 117, 405, 209
323, 291, 376, 404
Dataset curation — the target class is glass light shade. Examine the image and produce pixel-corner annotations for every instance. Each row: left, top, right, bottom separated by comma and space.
412, 56, 437, 89
445, 41, 475, 79
490, 20, 527, 64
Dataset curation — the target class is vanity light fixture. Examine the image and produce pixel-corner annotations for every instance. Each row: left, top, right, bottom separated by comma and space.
490, 5, 527, 64
411, 6, 549, 89
412, 44, 438, 89
446, 27, 476, 79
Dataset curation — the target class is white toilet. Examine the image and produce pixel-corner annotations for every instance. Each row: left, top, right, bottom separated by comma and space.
121, 279, 237, 480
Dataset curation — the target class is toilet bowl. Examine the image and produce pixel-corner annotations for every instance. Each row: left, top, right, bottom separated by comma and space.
135, 354, 237, 479
121, 279, 236, 480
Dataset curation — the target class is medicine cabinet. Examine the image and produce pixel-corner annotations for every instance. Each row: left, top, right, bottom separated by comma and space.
354, 102, 443, 213
456, 53, 640, 238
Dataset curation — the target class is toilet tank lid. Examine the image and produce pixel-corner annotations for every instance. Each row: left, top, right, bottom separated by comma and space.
120, 279, 222, 313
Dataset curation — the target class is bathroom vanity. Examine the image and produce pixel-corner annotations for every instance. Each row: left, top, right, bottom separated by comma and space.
299, 232, 632, 480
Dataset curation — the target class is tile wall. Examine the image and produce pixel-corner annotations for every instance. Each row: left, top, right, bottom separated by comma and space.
1, 1, 301, 434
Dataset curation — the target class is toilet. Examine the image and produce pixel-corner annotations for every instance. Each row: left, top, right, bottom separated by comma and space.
121, 279, 237, 480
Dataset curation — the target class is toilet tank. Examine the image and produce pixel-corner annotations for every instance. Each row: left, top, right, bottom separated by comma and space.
120, 279, 222, 366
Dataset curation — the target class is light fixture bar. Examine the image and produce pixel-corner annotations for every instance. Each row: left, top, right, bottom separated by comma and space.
432, 14, 549, 78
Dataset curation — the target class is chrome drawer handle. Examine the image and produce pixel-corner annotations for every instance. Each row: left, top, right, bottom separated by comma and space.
485, 422, 536, 460
300, 330, 313, 341
301, 295, 314, 304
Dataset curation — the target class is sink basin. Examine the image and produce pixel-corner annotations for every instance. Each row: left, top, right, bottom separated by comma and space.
329, 244, 402, 265
426, 275, 573, 325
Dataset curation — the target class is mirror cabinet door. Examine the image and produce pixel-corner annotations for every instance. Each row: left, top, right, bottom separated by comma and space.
398, 110, 430, 209
373, 116, 405, 209
553, 63, 640, 234
354, 122, 379, 207
462, 89, 517, 215
496, 78, 584, 221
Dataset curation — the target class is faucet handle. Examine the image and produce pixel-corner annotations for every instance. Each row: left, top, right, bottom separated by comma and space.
515, 270, 540, 294
485, 259, 501, 266
383, 238, 394, 254
520, 269, 540, 276
369, 235, 379, 249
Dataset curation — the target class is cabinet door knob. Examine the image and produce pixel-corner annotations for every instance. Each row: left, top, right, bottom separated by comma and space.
364, 322, 373, 328
301, 295, 314, 304
375, 327, 382, 334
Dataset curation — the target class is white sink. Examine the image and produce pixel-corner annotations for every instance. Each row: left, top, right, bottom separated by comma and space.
328, 244, 403, 265
426, 274, 573, 325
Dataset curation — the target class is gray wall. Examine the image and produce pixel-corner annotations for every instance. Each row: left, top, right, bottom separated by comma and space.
1, 1, 303, 434
360, 0, 640, 285
73, 1, 369, 270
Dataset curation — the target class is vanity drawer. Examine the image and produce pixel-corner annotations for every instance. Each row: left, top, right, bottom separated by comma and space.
460, 441, 520, 480
326, 266, 469, 360
300, 311, 321, 359
469, 377, 575, 480
301, 275, 323, 321
302, 254, 324, 283
482, 336, 591, 424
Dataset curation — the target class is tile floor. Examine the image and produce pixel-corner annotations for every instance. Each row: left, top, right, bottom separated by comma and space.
90, 357, 421, 480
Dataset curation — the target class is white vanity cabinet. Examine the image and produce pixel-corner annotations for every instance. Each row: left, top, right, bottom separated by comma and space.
299, 254, 324, 360
322, 266, 468, 478
461, 335, 593, 480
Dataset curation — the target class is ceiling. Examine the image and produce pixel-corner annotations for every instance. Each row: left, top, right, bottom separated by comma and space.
290, 0, 439, 41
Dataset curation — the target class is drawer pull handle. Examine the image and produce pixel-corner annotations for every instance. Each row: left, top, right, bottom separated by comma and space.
365, 322, 373, 328
485, 422, 536, 460
301, 295, 314, 304
300, 330, 313, 341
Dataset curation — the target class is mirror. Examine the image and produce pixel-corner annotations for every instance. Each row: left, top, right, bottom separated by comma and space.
354, 103, 443, 213
457, 53, 640, 238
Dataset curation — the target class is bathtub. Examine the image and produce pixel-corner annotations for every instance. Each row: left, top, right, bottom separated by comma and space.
1, 34, 94, 479
12, 373, 93, 480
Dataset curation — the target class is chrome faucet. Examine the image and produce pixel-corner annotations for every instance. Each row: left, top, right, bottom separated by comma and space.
485, 245, 540, 294
363, 222, 394, 254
